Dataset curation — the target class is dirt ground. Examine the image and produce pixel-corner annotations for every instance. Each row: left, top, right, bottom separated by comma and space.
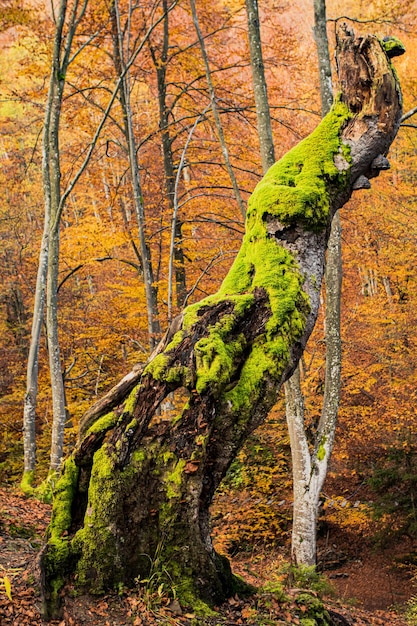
0, 487, 415, 625
316, 520, 415, 612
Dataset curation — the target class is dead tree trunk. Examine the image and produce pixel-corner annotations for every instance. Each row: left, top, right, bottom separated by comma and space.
40, 27, 403, 619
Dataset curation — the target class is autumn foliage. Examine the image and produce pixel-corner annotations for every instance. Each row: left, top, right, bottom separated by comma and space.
0, 0, 417, 599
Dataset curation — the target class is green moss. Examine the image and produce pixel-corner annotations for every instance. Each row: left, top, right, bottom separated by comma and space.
131, 449, 146, 463
20, 470, 35, 495
144, 353, 170, 380
177, 584, 217, 617
41, 457, 79, 611
164, 329, 186, 351
295, 592, 331, 625
167, 560, 217, 617
182, 292, 255, 330
169, 555, 254, 615
123, 383, 141, 414
144, 349, 192, 386
246, 99, 351, 230
34, 473, 56, 504
162, 450, 174, 464
187, 300, 248, 396
316, 436, 327, 462
159, 454, 187, 520
381, 36, 406, 58
224, 341, 273, 413
165, 364, 192, 385
86, 411, 118, 436
166, 101, 351, 404
48, 460, 78, 539
165, 458, 186, 499
195, 330, 246, 395
72, 445, 124, 592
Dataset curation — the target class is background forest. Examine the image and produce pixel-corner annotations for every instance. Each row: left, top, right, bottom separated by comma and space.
2, 0, 417, 620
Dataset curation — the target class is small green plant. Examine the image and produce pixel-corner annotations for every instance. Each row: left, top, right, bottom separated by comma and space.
34, 471, 60, 503
406, 595, 417, 625
134, 540, 177, 610
8, 522, 36, 539
283, 563, 334, 597
261, 579, 289, 603
295, 592, 331, 625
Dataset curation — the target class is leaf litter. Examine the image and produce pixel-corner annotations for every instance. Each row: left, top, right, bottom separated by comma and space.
0, 487, 412, 625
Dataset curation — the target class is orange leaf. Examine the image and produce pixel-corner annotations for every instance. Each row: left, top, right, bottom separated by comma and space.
184, 461, 200, 474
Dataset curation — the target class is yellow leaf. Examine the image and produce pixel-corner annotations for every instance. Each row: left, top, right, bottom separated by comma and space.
3, 575, 12, 601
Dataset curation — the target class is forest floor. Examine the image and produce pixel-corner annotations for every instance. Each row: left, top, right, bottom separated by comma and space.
0, 486, 415, 626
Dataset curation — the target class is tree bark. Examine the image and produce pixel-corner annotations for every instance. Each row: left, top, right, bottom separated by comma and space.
313, 0, 333, 116
287, 214, 342, 566
286, 0, 341, 567
23, 0, 73, 482
150, 0, 188, 311
190, 0, 246, 220
40, 27, 403, 619
245, 0, 275, 172
22, 222, 49, 487
111, 0, 161, 350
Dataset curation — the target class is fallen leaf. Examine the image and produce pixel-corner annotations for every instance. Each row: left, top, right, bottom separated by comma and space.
184, 461, 200, 474
3, 576, 12, 602
167, 599, 183, 615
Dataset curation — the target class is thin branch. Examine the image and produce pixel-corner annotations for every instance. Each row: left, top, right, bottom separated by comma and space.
189, 0, 246, 219
68, 26, 107, 65
57, 255, 140, 292
182, 251, 232, 309
58, 0, 178, 221
401, 106, 417, 124
167, 104, 211, 321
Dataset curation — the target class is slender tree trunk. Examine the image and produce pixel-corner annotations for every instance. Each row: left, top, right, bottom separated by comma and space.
47, 222, 68, 472
245, 0, 275, 172
21, 223, 49, 488
285, 367, 316, 565
40, 28, 403, 619
22, 0, 68, 483
285, 0, 343, 567
190, 0, 246, 220
287, 213, 342, 566
150, 0, 187, 310
111, 0, 161, 350
44, 7, 68, 472
44, 0, 94, 475
313, 0, 333, 116
167, 107, 210, 322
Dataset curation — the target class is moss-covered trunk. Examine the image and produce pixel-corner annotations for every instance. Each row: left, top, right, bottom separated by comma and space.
40, 26, 403, 619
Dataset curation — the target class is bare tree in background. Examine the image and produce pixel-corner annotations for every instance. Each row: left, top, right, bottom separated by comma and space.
23, 0, 91, 487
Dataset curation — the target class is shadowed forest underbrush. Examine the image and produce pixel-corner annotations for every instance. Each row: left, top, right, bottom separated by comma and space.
2, 410, 417, 624
1, 465, 416, 626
